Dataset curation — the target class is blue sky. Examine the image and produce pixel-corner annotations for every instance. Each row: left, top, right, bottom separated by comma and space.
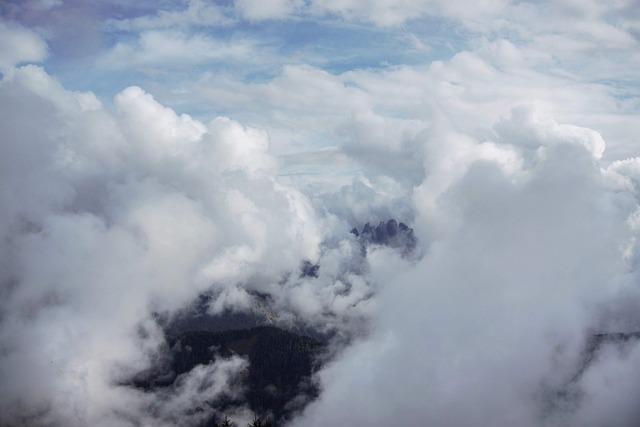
4, 0, 639, 169
32, 3, 466, 107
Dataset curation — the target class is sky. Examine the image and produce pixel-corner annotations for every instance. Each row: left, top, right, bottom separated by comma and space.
2, 0, 640, 426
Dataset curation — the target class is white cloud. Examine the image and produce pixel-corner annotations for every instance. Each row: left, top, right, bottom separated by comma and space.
0, 66, 325, 426
494, 107, 606, 160
101, 30, 262, 69
305, 0, 509, 25
293, 105, 639, 427
235, 0, 306, 20
107, 0, 233, 31
0, 20, 48, 71
117, 356, 249, 427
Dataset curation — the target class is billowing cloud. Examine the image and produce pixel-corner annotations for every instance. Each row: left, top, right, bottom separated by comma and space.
292, 105, 640, 427
0, 20, 48, 70
0, 65, 323, 426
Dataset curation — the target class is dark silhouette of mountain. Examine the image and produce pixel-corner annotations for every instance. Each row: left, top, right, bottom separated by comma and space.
351, 218, 417, 255
576, 331, 640, 380
160, 292, 269, 337
299, 260, 320, 278
163, 219, 416, 338
130, 326, 325, 426
136, 218, 416, 425
159, 291, 329, 343
540, 331, 640, 418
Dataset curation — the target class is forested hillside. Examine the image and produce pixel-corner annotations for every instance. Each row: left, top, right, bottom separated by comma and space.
130, 326, 324, 426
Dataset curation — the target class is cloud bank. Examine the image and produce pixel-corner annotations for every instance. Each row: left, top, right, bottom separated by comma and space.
293, 111, 640, 427
0, 63, 325, 425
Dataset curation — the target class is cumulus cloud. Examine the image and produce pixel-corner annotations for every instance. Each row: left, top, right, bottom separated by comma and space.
0, 20, 48, 70
0, 65, 324, 426
292, 103, 640, 427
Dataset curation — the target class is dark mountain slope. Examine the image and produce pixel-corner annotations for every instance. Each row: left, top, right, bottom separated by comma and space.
130, 326, 325, 425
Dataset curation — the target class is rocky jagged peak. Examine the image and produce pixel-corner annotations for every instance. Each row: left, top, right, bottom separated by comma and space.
300, 260, 320, 278
352, 219, 417, 255
362, 222, 374, 234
